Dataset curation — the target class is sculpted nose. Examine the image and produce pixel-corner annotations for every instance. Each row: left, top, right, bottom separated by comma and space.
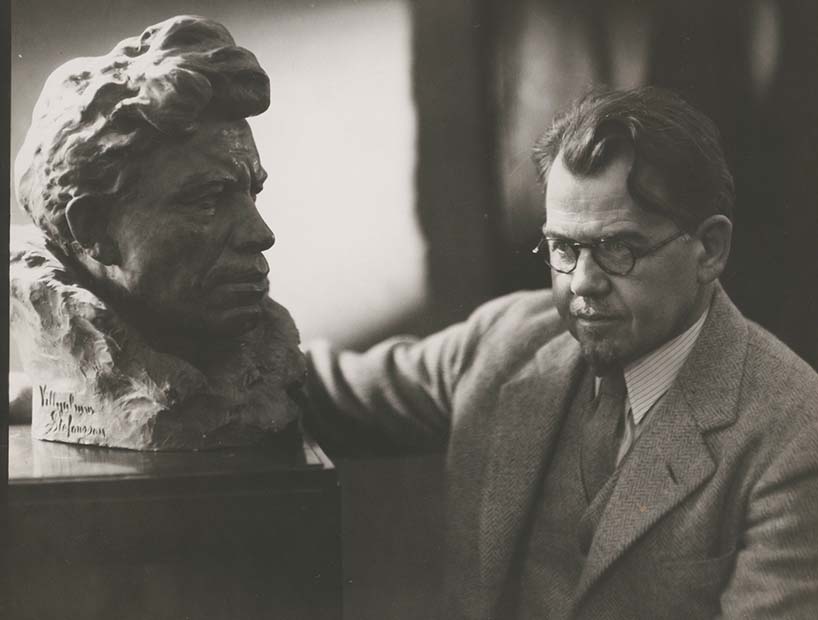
232, 204, 275, 253
569, 249, 610, 297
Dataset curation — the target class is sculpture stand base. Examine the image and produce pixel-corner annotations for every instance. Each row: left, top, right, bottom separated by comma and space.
7, 425, 341, 620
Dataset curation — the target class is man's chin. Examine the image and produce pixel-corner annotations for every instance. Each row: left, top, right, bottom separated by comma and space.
576, 337, 625, 375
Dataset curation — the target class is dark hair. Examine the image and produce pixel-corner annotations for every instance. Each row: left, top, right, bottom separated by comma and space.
15, 15, 270, 254
532, 86, 735, 230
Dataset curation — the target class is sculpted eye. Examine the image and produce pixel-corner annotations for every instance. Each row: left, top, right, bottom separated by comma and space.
197, 194, 220, 208
179, 185, 225, 213
180, 196, 218, 216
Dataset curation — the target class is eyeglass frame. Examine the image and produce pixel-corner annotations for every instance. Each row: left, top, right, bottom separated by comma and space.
532, 229, 689, 276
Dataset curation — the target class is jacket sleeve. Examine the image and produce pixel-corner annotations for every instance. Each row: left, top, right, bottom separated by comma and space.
300, 293, 534, 456
719, 417, 818, 619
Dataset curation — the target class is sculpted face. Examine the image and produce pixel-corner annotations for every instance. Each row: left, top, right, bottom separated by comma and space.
104, 119, 274, 337
545, 152, 707, 372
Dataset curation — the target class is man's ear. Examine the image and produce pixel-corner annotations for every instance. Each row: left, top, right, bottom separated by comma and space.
694, 214, 732, 284
65, 195, 120, 265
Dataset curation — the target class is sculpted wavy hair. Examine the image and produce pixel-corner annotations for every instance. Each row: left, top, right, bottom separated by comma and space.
532, 87, 735, 231
14, 15, 270, 255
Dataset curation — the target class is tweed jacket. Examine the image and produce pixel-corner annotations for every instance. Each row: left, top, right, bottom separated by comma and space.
304, 285, 818, 619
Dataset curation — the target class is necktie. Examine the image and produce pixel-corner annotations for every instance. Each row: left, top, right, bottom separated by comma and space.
580, 372, 627, 502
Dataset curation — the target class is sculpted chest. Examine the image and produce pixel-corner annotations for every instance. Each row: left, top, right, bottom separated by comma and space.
11, 231, 306, 450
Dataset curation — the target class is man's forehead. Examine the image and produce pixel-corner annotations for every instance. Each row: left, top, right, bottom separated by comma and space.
544, 154, 635, 235
546, 152, 632, 203
543, 151, 672, 239
543, 208, 647, 242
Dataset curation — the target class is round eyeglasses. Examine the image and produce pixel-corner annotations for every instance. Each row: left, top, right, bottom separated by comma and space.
532, 230, 688, 276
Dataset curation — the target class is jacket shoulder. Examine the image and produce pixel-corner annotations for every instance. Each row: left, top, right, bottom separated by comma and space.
721, 319, 818, 480
463, 289, 563, 344
453, 289, 566, 382
742, 322, 818, 422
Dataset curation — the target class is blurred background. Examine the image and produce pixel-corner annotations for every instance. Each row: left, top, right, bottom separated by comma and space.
9, 0, 818, 618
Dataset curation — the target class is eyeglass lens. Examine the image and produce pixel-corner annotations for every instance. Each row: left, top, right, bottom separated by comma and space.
545, 239, 634, 275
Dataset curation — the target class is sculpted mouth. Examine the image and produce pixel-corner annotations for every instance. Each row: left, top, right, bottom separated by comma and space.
221, 271, 269, 285
207, 255, 270, 285
203, 257, 271, 311
207, 272, 269, 308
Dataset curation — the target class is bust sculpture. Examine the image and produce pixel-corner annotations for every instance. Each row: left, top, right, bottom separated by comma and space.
10, 16, 306, 450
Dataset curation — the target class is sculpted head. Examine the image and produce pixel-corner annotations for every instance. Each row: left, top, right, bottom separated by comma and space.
15, 16, 275, 339
532, 87, 735, 372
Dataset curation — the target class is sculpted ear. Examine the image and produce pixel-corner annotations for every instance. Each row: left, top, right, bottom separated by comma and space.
694, 214, 732, 284
65, 196, 120, 265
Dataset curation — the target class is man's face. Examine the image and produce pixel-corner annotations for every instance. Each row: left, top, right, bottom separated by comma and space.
106, 119, 275, 336
544, 152, 703, 372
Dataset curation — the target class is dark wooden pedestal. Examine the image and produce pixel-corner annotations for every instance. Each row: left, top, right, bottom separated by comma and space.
6, 425, 341, 620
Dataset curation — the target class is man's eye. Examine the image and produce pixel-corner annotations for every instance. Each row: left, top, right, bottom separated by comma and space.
549, 239, 573, 255
602, 239, 630, 254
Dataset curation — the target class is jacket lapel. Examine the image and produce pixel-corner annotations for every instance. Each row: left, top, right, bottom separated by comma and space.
573, 387, 716, 602
478, 331, 584, 596
574, 284, 749, 604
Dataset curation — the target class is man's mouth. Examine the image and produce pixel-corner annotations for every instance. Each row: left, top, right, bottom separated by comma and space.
569, 298, 621, 322
573, 313, 618, 322
570, 308, 623, 329
574, 318, 620, 333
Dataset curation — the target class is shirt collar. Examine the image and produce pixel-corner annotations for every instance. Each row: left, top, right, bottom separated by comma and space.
624, 308, 709, 424
594, 307, 709, 424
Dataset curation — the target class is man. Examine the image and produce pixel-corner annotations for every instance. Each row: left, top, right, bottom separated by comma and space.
11, 16, 304, 449
304, 88, 818, 618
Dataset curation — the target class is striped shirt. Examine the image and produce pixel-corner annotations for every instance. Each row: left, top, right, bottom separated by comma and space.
595, 308, 710, 465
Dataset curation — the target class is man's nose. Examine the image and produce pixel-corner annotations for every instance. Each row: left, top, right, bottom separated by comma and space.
569, 249, 610, 297
231, 201, 275, 253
